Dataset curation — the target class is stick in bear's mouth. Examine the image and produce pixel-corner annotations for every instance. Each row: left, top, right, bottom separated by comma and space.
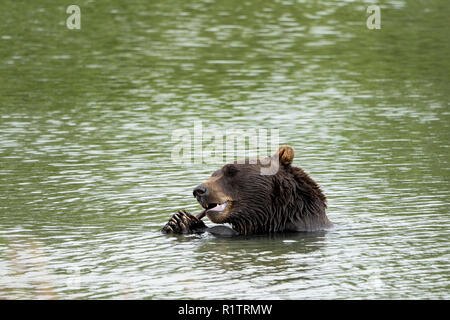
196, 209, 206, 220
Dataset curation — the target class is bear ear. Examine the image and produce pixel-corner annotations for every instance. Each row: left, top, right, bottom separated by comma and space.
276, 145, 294, 166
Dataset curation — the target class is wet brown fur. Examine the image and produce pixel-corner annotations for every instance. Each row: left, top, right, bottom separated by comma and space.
197, 146, 332, 235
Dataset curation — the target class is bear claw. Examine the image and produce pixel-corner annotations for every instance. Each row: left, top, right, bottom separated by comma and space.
161, 210, 207, 234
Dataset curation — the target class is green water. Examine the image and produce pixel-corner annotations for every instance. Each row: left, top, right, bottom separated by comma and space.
0, 0, 449, 299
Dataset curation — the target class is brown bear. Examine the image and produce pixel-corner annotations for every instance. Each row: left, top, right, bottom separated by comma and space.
161, 145, 332, 236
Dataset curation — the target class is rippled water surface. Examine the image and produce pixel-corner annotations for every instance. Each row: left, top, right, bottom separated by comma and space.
0, 0, 449, 299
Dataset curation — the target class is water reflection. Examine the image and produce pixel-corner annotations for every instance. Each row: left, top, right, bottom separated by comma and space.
194, 232, 326, 274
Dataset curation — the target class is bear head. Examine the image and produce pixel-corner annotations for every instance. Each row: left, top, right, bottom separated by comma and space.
193, 145, 331, 235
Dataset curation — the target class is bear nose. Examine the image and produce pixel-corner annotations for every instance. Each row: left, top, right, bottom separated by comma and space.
193, 185, 208, 198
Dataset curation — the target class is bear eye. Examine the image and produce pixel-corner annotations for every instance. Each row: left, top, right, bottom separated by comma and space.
211, 170, 221, 177
224, 164, 239, 177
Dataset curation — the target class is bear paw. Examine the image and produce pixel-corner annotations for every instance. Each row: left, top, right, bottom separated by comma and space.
161, 210, 207, 234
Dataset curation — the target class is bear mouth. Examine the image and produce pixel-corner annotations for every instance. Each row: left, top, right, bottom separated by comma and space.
196, 200, 232, 223
206, 200, 230, 213
204, 201, 230, 214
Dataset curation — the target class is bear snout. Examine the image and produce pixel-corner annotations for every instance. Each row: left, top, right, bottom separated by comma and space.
193, 185, 210, 207
193, 185, 208, 198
